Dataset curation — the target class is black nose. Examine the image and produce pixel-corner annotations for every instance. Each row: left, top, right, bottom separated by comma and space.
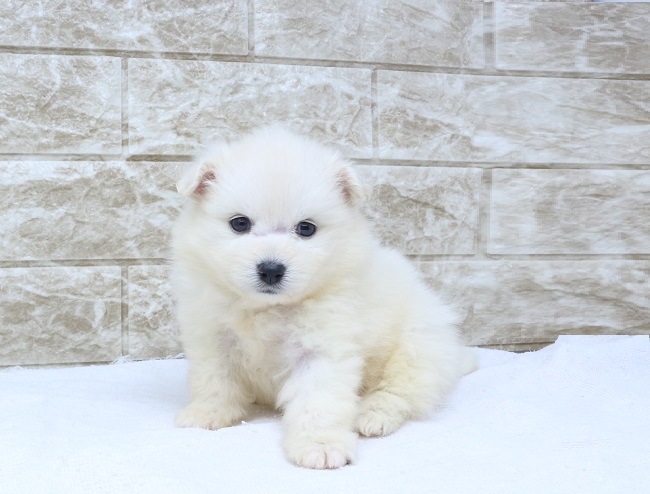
257, 261, 286, 286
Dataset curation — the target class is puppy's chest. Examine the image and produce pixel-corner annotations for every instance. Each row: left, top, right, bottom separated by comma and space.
232, 309, 313, 376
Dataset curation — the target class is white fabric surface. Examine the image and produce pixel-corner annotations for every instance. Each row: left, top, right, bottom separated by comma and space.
1, 335, 649, 494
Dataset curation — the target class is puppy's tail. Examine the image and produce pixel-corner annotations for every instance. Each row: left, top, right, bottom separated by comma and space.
459, 347, 479, 376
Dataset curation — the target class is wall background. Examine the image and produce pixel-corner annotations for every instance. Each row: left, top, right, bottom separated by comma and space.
1, 0, 648, 366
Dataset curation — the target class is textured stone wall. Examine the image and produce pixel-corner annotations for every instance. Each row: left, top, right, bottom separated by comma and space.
1, 0, 648, 366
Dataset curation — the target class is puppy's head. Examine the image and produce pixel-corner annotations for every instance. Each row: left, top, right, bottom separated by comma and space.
174, 128, 371, 308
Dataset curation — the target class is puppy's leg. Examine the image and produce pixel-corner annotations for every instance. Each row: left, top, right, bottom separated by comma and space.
278, 356, 362, 469
176, 330, 252, 430
357, 332, 462, 437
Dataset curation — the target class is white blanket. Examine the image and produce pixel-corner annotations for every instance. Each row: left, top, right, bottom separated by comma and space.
1, 336, 649, 493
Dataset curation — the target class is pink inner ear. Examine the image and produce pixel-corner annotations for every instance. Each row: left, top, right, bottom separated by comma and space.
195, 170, 216, 196
336, 170, 358, 205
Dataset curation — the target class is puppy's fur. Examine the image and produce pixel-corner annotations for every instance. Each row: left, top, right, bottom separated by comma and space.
172, 128, 476, 469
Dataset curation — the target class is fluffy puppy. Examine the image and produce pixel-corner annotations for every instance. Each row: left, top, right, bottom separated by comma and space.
172, 128, 476, 469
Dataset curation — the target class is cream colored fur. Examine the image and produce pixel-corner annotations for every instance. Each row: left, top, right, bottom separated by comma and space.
172, 128, 476, 469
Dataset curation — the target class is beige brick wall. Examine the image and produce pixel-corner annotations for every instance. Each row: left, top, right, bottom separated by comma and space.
1, 0, 648, 366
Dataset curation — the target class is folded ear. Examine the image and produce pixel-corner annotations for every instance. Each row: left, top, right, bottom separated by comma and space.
177, 145, 226, 198
336, 163, 369, 207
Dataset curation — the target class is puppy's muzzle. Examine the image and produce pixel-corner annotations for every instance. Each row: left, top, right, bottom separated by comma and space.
257, 261, 286, 287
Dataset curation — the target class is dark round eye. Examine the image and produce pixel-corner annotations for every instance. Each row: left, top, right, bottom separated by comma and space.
229, 216, 251, 233
295, 221, 317, 238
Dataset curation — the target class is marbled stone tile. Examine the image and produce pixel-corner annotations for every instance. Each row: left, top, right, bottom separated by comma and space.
378, 71, 650, 164
419, 261, 650, 348
128, 266, 180, 360
490, 170, 650, 255
0, 1, 247, 54
128, 60, 372, 158
495, 3, 650, 73
0, 54, 121, 154
495, 1, 590, 3
357, 166, 481, 255
256, 0, 484, 68
0, 162, 182, 261
0, 267, 122, 366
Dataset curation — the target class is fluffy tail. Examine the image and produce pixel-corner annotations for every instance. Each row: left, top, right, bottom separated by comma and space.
459, 347, 479, 376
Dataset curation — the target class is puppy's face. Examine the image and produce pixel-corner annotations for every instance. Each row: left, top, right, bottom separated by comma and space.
174, 129, 369, 308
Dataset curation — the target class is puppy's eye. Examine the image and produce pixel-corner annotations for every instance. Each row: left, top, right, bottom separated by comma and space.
230, 216, 251, 233
295, 221, 317, 238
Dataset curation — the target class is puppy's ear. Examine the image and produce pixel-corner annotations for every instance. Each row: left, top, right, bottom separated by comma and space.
177, 142, 230, 198
336, 164, 369, 206
177, 160, 218, 198
176, 159, 218, 198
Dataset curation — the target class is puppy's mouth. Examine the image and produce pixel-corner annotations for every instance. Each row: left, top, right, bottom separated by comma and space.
257, 286, 284, 295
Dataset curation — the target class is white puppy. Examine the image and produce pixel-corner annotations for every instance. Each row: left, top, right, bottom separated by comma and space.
172, 128, 476, 469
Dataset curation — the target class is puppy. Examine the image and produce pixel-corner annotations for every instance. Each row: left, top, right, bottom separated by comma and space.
172, 128, 476, 469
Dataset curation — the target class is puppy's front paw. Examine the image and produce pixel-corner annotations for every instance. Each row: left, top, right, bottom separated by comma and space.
357, 409, 404, 437
175, 401, 242, 431
357, 392, 409, 437
283, 431, 357, 469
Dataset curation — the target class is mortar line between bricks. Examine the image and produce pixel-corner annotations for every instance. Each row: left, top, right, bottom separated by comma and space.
0, 356, 185, 370
0, 259, 171, 268
1, 256, 648, 270
477, 169, 492, 259
248, 0, 256, 58
407, 254, 650, 262
2, 154, 649, 170
121, 266, 129, 358
352, 162, 650, 171
483, 0, 495, 70
371, 69, 379, 160
121, 58, 129, 159
1, 46, 649, 81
